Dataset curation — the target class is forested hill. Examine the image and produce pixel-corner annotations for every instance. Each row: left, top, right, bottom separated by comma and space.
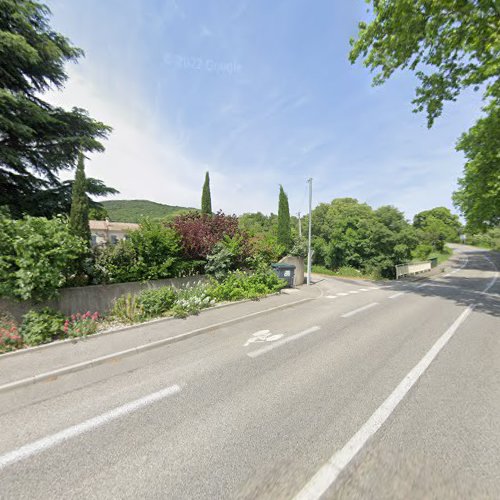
101, 200, 193, 223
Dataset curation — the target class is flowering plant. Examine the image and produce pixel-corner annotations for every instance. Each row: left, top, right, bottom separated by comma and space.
64, 311, 100, 338
0, 315, 23, 353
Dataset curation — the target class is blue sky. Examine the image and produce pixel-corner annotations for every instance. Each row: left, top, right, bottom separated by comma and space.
47, 0, 484, 220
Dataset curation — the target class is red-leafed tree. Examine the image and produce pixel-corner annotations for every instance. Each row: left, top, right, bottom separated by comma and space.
171, 211, 247, 260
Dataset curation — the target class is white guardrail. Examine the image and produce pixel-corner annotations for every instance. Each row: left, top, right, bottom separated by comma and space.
395, 261, 431, 279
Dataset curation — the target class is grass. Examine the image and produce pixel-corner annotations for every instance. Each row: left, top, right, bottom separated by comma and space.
312, 265, 377, 280
428, 245, 453, 265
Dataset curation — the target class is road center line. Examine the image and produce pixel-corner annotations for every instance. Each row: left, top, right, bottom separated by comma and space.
294, 306, 474, 500
0, 384, 181, 470
388, 292, 405, 299
247, 326, 320, 358
341, 302, 378, 318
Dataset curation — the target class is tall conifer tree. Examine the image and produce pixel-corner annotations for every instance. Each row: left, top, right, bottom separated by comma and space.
69, 152, 91, 244
201, 171, 212, 214
277, 185, 291, 250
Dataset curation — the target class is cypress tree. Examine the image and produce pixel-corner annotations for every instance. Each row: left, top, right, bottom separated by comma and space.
201, 171, 212, 214
277, 185, 292, 250
69, 152, 91, 244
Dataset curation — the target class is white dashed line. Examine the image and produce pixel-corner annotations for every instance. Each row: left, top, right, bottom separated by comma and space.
341, 302, 378, 318
388, 292, 405, 299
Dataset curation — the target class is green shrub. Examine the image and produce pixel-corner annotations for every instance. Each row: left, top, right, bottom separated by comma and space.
205, 235, 247, 280
21, 308, 65, 346
91, 219, 182, 284
207, 269, 285, 302
171, 285, 215, 318
0, 215, 87, 301
63, 312, 101, 338
110, 293, 143, 323
136, 287, 177, 318
0, 313, 23, 353
413, 244, 434, 261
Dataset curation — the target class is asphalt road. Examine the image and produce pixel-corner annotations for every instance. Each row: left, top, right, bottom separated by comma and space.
0, 245, 498, 499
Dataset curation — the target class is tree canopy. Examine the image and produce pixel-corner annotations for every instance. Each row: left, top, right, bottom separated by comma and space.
350, 0, 500, 229
0, 0, 112, 217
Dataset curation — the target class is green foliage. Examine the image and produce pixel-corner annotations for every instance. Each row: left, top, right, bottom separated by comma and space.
110, 293, 143, 323
413, 244, 433, 261
88, 205, 109, 221
171, 285, 215, 318
453, 102, 500, 230
0, 214, 87, 301
0, 0, 111, 217
350, 1, 499, 229
290, 236, 308, 258
312, 265, 376, 279
247, 234, 286, 268
207, 269, 286, 302
100, 200, 192, 223
349, 1, 499, 128
136, 287, 177, 318
277, 185, 292, 250
0, 313, 22, 353
312, 198, 418, 278
467, 227, 500, 251
63, 312, 100, 338
91, 219, 181, 283
21, 308, 64, 346
201, 171, 212, 215
239, 212, 278, 236
69, 152, 91, 244
413, 207, 461, 252
205, 235, 247, 280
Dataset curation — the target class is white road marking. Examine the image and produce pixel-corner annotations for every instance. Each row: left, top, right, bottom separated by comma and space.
348, 291, 359, 294
294, 307, 474, 500
295, 252, 498, 500
0, 384, 181, 470
247, 326, 320, 358
358, 288, 369, 292
337, 292, 349, 296
341, 302, 378, 318
244, 330, 283, 346
388, 292, 405, 299
326, 295, 338, 299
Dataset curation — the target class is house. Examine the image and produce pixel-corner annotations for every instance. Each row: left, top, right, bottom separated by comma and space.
89, 220, 139, 246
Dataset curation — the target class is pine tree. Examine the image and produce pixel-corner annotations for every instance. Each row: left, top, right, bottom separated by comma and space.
277, 185, 291, 250
0, 0, 111, 217
201, 171, 212, 214
69, 152, 91, 244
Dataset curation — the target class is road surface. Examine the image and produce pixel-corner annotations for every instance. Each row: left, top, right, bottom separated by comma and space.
0, 245, 498, 499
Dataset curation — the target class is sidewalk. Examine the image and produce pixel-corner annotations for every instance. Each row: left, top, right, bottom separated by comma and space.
0, 287, 316, 390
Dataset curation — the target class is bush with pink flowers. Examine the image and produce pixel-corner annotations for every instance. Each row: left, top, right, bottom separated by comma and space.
0, 314, 23, 353
64, 311, 100, 338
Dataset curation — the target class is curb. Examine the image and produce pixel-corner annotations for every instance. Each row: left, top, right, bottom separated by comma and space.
0, 292, 287, 360
0, 297, 313, 394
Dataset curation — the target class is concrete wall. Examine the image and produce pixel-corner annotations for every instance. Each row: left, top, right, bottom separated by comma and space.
0, 275, 207, 321
279, 256, 305, 286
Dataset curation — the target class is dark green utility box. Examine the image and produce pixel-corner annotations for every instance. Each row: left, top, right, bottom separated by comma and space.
430, 257, 438, 268
271, 263, 296, 288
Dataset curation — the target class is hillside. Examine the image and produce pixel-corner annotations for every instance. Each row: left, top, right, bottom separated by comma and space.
101, 200, 194, 223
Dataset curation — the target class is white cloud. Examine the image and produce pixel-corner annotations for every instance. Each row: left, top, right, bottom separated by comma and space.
45, 65, 282, 214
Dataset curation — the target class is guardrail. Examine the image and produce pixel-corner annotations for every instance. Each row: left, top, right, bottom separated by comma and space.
395, 261, 431, 279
